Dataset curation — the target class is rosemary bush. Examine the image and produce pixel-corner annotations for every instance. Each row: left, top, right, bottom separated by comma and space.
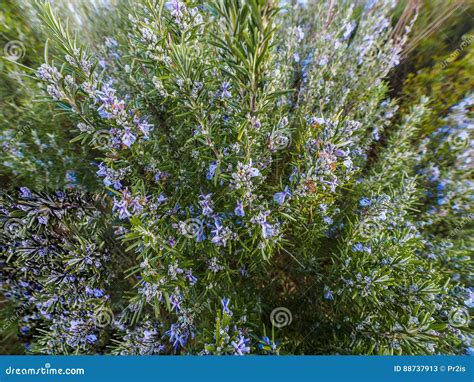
0, 0, 472, 355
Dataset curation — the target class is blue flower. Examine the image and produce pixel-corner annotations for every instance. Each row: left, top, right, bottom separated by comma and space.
273, 186, 291, 205
221, 297, 232, 315
324, 288, 334, 301
185, 269, 198, 286
206, 162, 218, 180
231, 335, 250, 355
165, 323, 190, 353
86, 334, 98, 344
436, 180, 446, 191
170, 293, 182, 312
359, 197, 371, 207
323, 216, 333, 225
65, 170, 77, 183
98, 107, 111, 119
262, 222, 276, 239
234, 200, 245, 217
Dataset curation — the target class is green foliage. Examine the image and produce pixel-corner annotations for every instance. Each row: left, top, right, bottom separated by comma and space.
401, 41, 474, 133
0, 0, 471, 356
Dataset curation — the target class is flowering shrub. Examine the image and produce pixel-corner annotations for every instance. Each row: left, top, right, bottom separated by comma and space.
1, 0, 472, 355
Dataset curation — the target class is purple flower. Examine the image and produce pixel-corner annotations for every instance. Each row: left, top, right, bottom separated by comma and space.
98, 107, 111, 119
342, 22, 354, 40
252, 211, 277, 239
199, 193, 213, 216
19, 187, 32, 199
273, 186, 291, 205
112, 198, 132, 220
220, 81, 232, 99
135, 116, 153, 138
231, 335, 250, 355
121, 129, 136, 147
38, 216, 49, 225
130, 197, 146, 214
96, 162, 107, 177
185, 269, 198, 286
465, 289, 474, 308
169, 293, 182, 312
169, 0, 184, 20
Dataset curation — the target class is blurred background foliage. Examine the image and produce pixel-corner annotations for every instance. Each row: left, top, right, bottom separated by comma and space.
391, 0, 474, 132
